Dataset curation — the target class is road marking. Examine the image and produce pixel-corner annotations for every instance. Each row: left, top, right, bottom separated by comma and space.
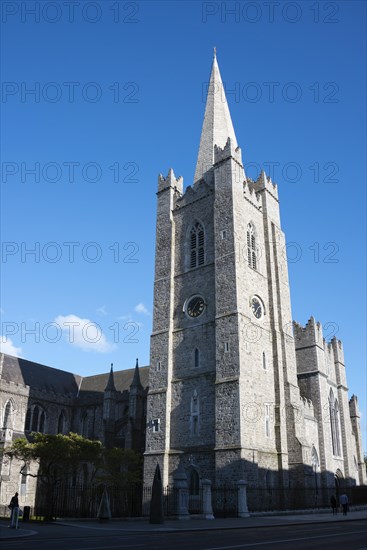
206, 529, 367, 549
74, 546, 144, 550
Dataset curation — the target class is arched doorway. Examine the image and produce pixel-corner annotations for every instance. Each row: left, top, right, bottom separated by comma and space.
335, 469, 344, 501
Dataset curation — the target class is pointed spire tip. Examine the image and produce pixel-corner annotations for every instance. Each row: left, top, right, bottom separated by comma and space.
131, 357, 142, 387
194, 53, 238, 183
105, 363, 116, 391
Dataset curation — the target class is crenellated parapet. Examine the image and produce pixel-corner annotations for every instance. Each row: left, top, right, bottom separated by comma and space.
214, 137, 243, 166
252, 170, 279, 201
294, 317, 347, 387
175, 177, 213, 209
158, 168, 183, 195
1, 378, 28, 391
331, 336, 344, 365
293, 316, 324, 349
243, 178, 262, 210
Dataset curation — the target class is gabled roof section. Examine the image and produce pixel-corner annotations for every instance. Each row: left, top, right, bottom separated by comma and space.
0, 353, 150, 399
0, 353, 81, 396
194, 52, 238, 184
80, 366, 149, 394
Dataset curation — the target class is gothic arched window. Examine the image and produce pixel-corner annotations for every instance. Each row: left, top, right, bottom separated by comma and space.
31, 406, 40, 432
81, 413, 89, 437
3, 400, 13, 429
247, 223, 257, 270
25, 408, 31, 431
26, 405, 46, 433
329, 390, 336, 453
329, 390, 341, 457
39, 410, 45, 433
334, 400, 341, 456
57, 412, 66, 434
190, 222, 205, 269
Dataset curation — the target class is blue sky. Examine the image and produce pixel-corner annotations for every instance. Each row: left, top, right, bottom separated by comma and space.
1, 1, 366, 450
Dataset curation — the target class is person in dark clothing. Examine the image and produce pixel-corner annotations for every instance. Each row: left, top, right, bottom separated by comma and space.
340, 493, 349, 516
9, 492, 19, 528
330, 495, 337, 515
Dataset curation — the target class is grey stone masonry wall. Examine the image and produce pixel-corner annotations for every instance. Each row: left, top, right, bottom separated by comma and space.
213, 141, 245, 477
145, 169, 184, 486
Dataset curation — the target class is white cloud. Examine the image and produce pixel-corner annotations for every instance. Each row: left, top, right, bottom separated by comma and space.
54, 314, 116, 353
134, 303, 150, 316
0, 337, 22, 357
96, 305, 107, 316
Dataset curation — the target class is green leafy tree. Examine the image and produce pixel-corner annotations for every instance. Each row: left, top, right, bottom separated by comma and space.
5, 433, 143, 519
98, 447, 142, 487
5, 432, 102, 520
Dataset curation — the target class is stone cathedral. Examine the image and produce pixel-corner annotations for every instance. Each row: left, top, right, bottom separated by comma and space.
0, 55, 365, 512
142, 53, 366, 497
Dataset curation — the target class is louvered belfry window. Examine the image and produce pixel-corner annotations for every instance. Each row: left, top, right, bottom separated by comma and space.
247, 223, 257, 270
190, 222, 205, 268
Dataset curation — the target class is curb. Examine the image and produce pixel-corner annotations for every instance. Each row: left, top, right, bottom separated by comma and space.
1, 515, 365, 540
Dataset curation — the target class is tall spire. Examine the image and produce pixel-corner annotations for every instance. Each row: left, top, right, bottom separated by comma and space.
194, 52, 238, 183
105, 363, 116, 391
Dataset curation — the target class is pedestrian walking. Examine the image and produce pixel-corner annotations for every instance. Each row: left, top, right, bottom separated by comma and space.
339, 493, 348, 516
330, 494, 337, 515
9, 492, 19, 528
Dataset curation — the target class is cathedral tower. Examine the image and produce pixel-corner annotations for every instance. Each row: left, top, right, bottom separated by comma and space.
143, 53, 364, 494
144, 53, 303, 489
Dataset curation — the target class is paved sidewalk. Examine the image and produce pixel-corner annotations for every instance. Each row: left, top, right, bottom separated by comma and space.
1, 508, 366, 540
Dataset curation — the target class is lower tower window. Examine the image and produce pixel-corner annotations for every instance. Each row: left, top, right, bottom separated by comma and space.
190, 391, 200, 436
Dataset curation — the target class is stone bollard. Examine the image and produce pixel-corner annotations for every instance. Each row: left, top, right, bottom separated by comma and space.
173, 460, 190, 520
237, 480, 250, 518
201, 479, 214, 519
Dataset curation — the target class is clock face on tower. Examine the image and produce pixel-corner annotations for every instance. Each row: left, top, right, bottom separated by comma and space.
186, 295, 205, 318
251, 296, 264, 319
